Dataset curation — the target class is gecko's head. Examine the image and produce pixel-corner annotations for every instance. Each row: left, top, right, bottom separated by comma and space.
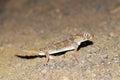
74, 32, 93, 45
82, 32, 93, 40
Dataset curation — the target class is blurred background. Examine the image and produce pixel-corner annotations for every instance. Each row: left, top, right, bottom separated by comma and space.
0, 0, 120, 80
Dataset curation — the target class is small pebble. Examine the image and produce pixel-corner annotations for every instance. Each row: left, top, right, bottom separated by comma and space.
41, 69, 47, 74
102, 53, 108, 59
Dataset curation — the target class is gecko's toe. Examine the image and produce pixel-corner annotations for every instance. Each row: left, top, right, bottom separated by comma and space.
44, 63, 48, 66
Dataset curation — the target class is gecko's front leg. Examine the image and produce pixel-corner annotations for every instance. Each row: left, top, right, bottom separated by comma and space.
44, 52, 50, 66
73, 42, 80, 62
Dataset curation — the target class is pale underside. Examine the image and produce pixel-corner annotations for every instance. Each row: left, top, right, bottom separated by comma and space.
38, 45, 75, 55
38, 41, 82, 55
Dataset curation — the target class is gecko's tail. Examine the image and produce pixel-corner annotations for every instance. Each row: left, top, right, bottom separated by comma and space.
15, 49, 43, 59
16, 48, 40, 56
20, 49, 39, 53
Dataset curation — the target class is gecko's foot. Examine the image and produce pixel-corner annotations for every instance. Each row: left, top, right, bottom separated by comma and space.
75, 57, 79, 63
44, 63, 48, 66
73, 53, 80, 63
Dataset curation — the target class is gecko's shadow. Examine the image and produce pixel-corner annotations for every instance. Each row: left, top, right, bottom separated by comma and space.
16, 40, 93, 59
77, 40, 93, 50
15, 55, 44, 59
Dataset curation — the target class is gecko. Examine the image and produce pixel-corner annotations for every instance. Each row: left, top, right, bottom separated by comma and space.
20, 32, 93, 65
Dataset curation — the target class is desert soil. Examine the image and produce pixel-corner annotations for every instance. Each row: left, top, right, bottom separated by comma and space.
0, 0, 120, 80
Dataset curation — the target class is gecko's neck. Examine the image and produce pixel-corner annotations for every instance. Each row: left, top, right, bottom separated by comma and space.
76, 39, 88, 45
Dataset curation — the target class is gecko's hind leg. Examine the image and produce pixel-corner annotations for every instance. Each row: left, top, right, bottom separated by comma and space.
44, 52, 50, 66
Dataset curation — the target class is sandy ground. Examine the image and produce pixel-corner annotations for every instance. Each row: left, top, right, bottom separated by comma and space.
0, 0, 120, 80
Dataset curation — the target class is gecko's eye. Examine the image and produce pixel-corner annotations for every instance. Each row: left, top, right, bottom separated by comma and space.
83, 33, 92, 40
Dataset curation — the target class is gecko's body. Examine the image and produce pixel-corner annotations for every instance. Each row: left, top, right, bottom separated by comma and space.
38, 32, 93, 65
20, 32, 93, 65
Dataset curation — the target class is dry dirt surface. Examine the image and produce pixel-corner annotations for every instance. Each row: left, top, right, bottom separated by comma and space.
0, 0, 120, 80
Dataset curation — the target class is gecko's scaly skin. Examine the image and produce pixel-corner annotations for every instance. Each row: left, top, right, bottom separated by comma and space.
38, 32, 93, 55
